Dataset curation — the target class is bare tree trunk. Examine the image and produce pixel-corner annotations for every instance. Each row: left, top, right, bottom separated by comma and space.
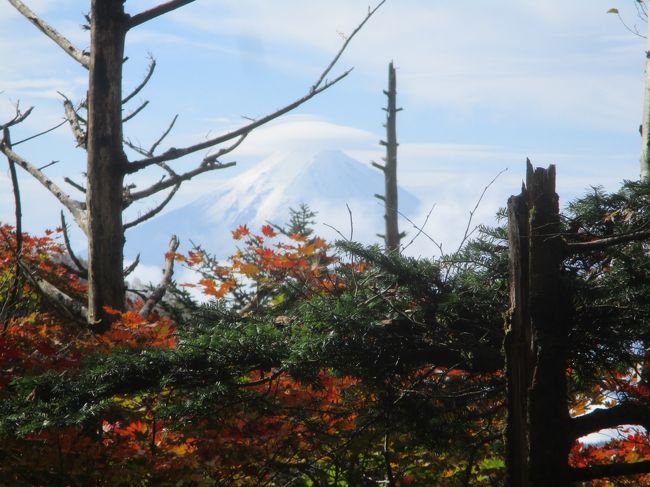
374, 62, 403, 252
86, 0, 128, 329
5, 0, 384, 330
505, 161, 571, 487
504, 188, 533, 487
640, 2, 650, 179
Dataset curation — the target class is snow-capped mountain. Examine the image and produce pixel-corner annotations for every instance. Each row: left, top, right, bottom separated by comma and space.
125, 149, 420, 264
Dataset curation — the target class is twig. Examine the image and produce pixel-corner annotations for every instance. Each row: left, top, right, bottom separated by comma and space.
64, 177, 86, 194
311, 0, 386, 91
60, 212, 87, 277
0, 106, 34, 130
122, 56, 156, 104
346, 203, 354, 241
37, 160, 59, 171
124, 2, 385, 174
125, 135, 244, 203
126, 70, 349, 173
455, 168, 507, 255
0, 128, 23, 331
12, 119, 67, 146
139, 235, 180, 318
123, 254, 140, 277
122, 100, 149, 123
400, 204, 439, 254
123, 183, 181, 229
8, 0, 90, 68
149, 114, 178, 155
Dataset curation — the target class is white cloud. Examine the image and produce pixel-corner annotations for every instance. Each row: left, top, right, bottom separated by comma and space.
168, 0, 642, 132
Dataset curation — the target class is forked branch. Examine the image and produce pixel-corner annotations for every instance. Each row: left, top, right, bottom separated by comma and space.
123, 183, 181, 229
125, 0, 385, 174
139, 235, 180, 318
125, 134, 245, 203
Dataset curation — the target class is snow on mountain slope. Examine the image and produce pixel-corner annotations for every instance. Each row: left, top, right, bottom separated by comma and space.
125, 149, 420, 264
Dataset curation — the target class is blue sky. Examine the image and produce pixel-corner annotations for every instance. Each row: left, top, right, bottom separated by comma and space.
0, 0, 646, 259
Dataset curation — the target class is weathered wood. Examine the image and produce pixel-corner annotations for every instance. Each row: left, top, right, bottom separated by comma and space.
525, 162, 570, 487
504, 188, 533, 487
86, 0, 128, 329
505, 161, 571, 487
381, 62, 402, 252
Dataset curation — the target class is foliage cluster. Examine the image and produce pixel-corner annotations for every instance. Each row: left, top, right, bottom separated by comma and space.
3, 180, 650, 485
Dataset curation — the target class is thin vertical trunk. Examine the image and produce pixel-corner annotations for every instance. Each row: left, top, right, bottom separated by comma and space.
86, 0, 128, 330
374, 62, 402, 252
640, 2, 650, 179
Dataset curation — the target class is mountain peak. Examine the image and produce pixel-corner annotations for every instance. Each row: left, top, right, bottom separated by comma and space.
126, 149, 420, 263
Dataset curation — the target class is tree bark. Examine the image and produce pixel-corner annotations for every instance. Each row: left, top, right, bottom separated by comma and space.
373, 62, 402, 252
504, 187, 533, 487
505, 161, 571, 487
86, 0, 128, 330
526, 162, 571, 486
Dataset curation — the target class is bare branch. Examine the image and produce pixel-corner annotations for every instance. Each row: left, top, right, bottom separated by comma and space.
37, 160, 59, 171
400, 204, 439, 254
122, 100, 149, 123
13, 119, 67, 147
122, 57, 156, 105
0, 106, 33, 130
565, 229, 650, 254
60, 211, 87, 278
131, 160, 235, 203
63, 99, 87, 148
139, 235, 180, 318
311, 0, 385, 91
0, 128, 23, 331
126, 134, 245, 202
8, 0, 90, 69
149, 114, 178, 155
455, 168, 507, 256
124, 138, 150, 157
64, 177, 86, 194
123, 254, 140, 277
128, 0, 196, 29
123, 183, 180, 229
16, 259, 87, 323
0, 144, 88, 234
126, 69, 351, 174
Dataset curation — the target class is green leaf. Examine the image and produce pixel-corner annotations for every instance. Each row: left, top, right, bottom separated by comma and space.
607, 8, 619, 14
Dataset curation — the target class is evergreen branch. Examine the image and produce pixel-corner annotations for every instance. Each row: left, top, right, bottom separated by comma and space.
565, 229, 650, 253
